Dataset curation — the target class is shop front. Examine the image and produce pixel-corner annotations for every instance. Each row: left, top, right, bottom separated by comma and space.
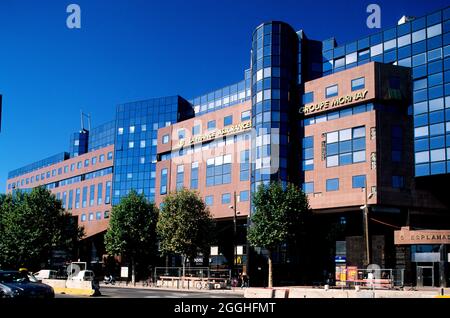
395, 226, 450, 287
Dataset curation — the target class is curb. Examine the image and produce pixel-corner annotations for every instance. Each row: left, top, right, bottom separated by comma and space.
100, 284, 245, 295
53, 287, 96, 296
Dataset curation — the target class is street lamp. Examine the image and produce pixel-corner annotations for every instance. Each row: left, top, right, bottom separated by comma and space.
229, 191, 241, 277
359, 180, 374, 267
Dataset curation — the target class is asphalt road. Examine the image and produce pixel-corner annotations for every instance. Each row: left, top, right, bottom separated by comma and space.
57, 286, 244, 298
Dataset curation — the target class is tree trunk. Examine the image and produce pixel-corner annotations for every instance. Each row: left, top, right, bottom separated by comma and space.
268, 250, 273, 288
131, 258, 136, 286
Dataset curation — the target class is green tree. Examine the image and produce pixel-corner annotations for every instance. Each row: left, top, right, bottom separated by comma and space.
104, 190, 159, 285
247, 182, 310, 288
157, 188, 214, 277
0, 187, 84, 270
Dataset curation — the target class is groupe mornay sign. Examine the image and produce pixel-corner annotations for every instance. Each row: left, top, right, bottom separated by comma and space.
300, 90, 369, 116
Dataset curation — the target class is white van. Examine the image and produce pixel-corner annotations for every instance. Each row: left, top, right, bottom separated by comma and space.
34, 269, 58, 280
70, 270, 95, 281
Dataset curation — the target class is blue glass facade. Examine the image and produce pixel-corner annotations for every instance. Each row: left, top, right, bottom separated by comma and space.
322, 6, 450, 177
112, 96, 193, 205
8, 152, 70, 179
250, 22, 300, 194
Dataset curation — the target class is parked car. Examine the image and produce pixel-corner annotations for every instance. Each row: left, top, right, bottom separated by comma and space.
70, 270, 95, 281
33, 270, 58, 281
0, 270, 55, 298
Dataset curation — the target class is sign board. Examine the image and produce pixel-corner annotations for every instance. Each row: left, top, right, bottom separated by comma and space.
178, 121, 252, 147
120, 266, 129, 278
347, 266, 358, 281
335, 256, 346, 263
395, 227, 450, 245
210, 246, 218, 256
236, 245, 244, 255
300, 90, 369, 115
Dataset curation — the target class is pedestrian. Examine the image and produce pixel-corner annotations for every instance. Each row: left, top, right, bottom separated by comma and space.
241, 273, 249, 288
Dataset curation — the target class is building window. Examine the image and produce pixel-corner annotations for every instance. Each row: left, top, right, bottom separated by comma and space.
192, 125, 200, 136
70, 163, 75, 171
162, 134, 170, 144
302, 136, 314, 171
241, 110, 251, 121
302, 182, 314, 194
176, 165, 184, 190
77, 161, 82, 169
118, 127, 123, 135
207, 120, 216, 130
206, 154, 232, 187
129, 126, 135, 134
84, 160, 89, 167
239, 190, 249, 202
303, 92, 314, 104
68, 190, 73, 210
92, 157, 97, 165
326, 85, 338, 98
160, 168, 168, 195
89, 185, 95, 207
178, 129, 185, 139
140, 140, 146, 148
392, 176, 405, 188
107, 152, 113, 160
81, 214, 86, 222
99, 154, 105, 163
224, 115, 233, 127
205, 195, 214, 206
129, 141, 134, 149
352, 175, 366, 188
82, 186, 88, 208
104, 211, 110, 219
326, 126, 366, 167
75, 188, 80, 209
389, 77, 401, 89
64, 166, 68, 173
221, 193, 231, 204
392, 125, 402, 162
62, 192, 67, 209
191, 162, 199, 189
351, 77, 365, 91
105, 181, 111, 204
97, 183, 103, 205
240, 150, 250, 181
89, 213, 94, 221
96, 212, 102, 220
326, 178, 339, 191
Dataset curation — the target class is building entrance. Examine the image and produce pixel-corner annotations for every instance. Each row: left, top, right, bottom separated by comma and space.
416, 265, 434, 287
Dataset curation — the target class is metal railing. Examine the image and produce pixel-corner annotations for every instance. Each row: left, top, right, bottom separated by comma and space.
153, 267, 231, 290
338, 268, 404, 290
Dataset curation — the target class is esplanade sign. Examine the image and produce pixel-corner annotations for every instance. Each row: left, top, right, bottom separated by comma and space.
300, 90, 369, 116
394, 226, 450, 245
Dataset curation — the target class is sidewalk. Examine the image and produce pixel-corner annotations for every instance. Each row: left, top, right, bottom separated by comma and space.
99, 282, 245, 295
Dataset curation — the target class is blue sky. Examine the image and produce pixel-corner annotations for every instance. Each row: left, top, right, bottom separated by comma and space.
0, 0, 448, 192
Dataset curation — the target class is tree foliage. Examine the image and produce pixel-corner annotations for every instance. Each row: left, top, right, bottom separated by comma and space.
247, 182, 310, 287
0, 187, 84, 270
104, 190, 159, 282
247, 182, 310, 249
157, 188, 214, 260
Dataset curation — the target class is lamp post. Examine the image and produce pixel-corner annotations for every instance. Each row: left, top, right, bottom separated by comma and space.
360, 179, 374, 267
229, 191, 240, 277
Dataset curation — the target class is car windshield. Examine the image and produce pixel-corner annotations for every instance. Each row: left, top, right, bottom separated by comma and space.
0, 272, 30, 283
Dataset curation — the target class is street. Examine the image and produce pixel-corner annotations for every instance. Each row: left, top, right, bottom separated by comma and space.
56, 286, 244, 298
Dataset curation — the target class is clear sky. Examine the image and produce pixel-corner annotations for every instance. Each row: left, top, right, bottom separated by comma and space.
0, 0, 448, 192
